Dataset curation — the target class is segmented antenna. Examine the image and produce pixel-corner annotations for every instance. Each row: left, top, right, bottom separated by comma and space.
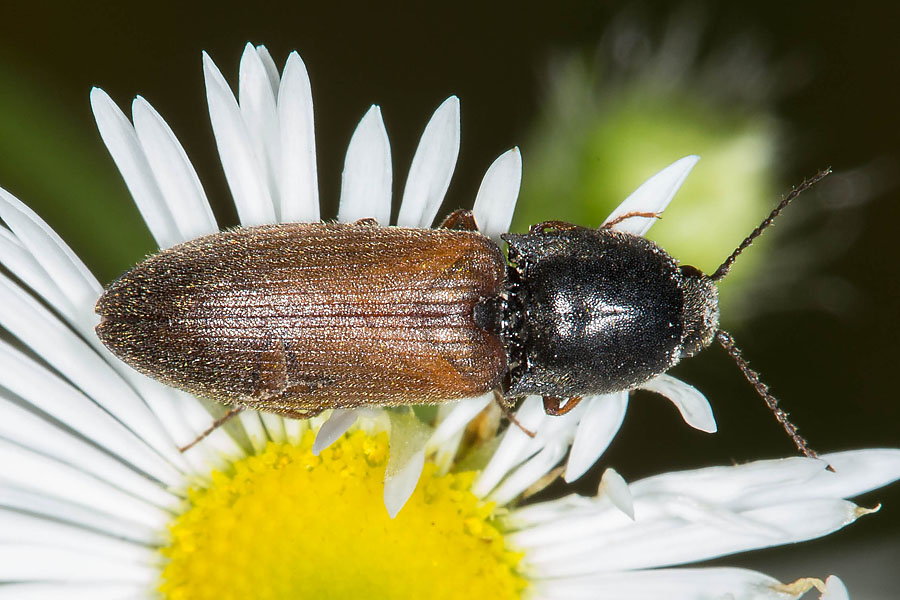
710, 171, 835, 465
710, 168, 832, 282
715, 330, 821, 460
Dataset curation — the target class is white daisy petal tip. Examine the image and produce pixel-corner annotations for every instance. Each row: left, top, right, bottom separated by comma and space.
277, 50, 319, 223
598, 467, 635, 520
397, 95, 461, 228
638, 373, 717, 433
473, 146, 522, 240
563, 392, 628, 483
383, 449, 425, 519
604, 154, 701, 236
311, 409, 359, 456
338, 104, 392, 225
382, 409, 432, 518
820, 575, 849, 600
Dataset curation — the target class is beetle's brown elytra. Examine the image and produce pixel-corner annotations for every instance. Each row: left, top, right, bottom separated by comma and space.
97, 170, 831, 458
96, 222, 507, 417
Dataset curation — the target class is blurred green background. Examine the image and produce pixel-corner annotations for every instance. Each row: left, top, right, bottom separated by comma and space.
0, 1, 897, 596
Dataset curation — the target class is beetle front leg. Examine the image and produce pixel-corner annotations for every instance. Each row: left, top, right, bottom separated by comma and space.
439, 209, 479, 231
542, 396, 583, 416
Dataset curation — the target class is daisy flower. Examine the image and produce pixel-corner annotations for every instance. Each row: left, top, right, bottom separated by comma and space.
0, 44, 897, 599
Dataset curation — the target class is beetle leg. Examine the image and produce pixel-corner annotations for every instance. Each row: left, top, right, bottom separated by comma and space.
179, 406, 244, 453
493, 390, 535, 437
353, 217, 379, 226
529, 220, 585, 235
542, 396, 583, 416
439, 209, 479, 231
601, 211, 661, 229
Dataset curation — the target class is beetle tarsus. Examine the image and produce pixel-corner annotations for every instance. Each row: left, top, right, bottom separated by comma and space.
542, 396, 583, 416
179, 406, 244, 453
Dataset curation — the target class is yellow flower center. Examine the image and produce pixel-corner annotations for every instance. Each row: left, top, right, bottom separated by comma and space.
159, 430, 526, 600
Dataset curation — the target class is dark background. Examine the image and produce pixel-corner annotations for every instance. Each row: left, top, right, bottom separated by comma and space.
0, 1, 897, 597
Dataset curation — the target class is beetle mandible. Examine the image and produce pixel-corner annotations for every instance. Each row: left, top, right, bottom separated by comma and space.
95, 170, 829, 455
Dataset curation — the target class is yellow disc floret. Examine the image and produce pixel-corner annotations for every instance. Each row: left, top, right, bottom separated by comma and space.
159, 430, 526, 600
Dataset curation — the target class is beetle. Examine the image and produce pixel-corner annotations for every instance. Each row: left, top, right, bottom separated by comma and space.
96, 170, 829, 456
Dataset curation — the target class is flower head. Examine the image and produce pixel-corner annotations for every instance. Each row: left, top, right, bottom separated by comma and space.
0, 44, 897, 599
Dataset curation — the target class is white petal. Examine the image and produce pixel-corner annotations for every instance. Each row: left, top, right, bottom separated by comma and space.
603, 155, 700, 236
518, 498, 862, 576
0, 583, 146, 600
255, 45, 281, 96
259, 412, 287, 444
0, 274, 182, 467
0, 225, 75, 322
732, 450, 900, 510
384, 448, 425, 520
0, 485, 157, 544
599, 468, 634, 520
313, 409, 359, 455
383, 410, 431, 518
278, 51, 319, 222
131, 96, 217, 241
0, 545, 156, 583
629, 454, 875, 512
90, 88, 180, 249
478, 398, 588, 501
473, 147, 521, 240
0, 187, 102, 317
473, 397, 547, 497
490, 441, 570, 505
427, 393, 492, 450
0, 393, 177, 510
530, 567, 797, 600
284, 415, 307, 444
817, 449, 900, 497
203, 52, 276, 226
429, 400, 485, 474
239, 43, 282, 220
0, 438, 169, 530
396, 96, 460, 227
145, 388, 244, 475
565, 392, 628, 482
0, 509, 152, 560
638, 374, 717, 433
238, 410, 269, 454
820, 576, 849, 600
338, 105, 392, 225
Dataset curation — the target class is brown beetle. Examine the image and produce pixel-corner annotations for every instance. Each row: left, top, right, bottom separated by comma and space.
96, 171, 828, 457
97, 218, 507, 417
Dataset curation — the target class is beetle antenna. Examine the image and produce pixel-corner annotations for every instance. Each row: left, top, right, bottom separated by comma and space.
711, 169, 832, 282
715, 330, 831, 467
